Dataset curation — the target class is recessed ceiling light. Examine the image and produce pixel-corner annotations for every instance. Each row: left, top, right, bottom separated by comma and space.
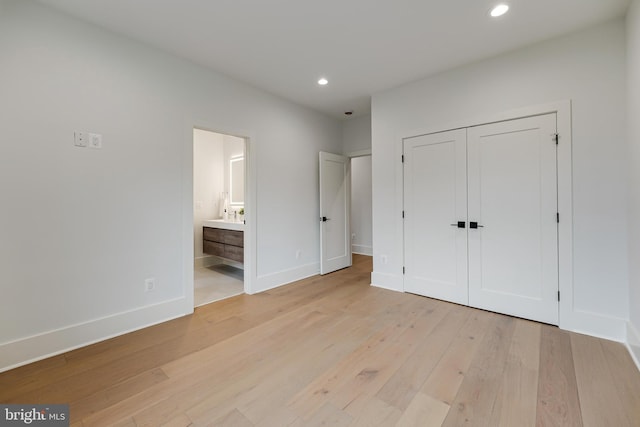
490, 4, 509, 17
318, 78, 328, 86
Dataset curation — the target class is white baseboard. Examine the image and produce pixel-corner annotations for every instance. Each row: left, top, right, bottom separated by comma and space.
254, 262, 319, 294
627, 321, 640, 373
371, 271, 402, 292
561, 309, 627, 343
352, 244, 373, 256
0, 297, 189, 373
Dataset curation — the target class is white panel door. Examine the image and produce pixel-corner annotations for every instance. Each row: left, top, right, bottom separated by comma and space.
403, 129, 468, 305
467, 114, 558, 324
319, 152, 352, 275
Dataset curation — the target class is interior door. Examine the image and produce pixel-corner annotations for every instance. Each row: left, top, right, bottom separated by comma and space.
467, 114, 559, 324
403, 129, 468, 305
319, 152, 351, 274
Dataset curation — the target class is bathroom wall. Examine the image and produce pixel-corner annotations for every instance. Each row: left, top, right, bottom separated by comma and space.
193, 129, 224, 263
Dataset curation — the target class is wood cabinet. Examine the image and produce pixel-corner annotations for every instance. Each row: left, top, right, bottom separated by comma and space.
203, 227, 244, 263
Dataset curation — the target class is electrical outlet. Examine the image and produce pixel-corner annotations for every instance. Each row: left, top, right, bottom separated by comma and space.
144, 277, 157, 292
74, 131, 87, 147
381, 255, 388, 264
296, 250, 302, 259
88, 133, 102, 149
351, 233, 356, 241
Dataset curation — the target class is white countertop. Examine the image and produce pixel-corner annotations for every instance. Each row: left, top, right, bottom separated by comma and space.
203, 219, 245, 231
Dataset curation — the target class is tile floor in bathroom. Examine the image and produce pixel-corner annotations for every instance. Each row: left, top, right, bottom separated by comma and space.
194, 263, 244, 307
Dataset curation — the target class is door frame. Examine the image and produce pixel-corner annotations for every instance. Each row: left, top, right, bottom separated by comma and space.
182, 119, 257, 314
397, 100, 573, 329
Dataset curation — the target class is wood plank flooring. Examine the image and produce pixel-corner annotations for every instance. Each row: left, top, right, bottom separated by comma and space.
2, 255, 639, 426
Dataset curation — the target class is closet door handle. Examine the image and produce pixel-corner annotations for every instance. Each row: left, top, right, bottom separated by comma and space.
450, 221, 466, 228
469, 222, 484, 229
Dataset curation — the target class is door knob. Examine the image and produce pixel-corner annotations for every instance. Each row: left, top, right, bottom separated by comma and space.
321, 216, 330, 222
469, 222, 484, 229
450, 221, 466, 228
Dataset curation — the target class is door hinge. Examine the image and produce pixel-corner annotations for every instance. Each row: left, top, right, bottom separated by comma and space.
558, 291, 560, 301
556, 212, 560, 223
401, 154, 405, 163
554, 133, 559, 145
402, 210, 405, 219
403, 266, 406, 275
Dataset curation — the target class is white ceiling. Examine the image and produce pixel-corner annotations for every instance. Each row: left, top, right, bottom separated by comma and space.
36, 0, 630, 119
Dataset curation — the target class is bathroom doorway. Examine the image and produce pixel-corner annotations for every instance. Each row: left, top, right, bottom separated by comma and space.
193, 128, 246, 307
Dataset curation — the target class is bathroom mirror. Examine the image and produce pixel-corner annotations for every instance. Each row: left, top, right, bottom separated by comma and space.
229, 156, 244, 206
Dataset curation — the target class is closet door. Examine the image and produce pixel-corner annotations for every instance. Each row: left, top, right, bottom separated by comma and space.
403, 129, 468, 305
467, 114, 559, 325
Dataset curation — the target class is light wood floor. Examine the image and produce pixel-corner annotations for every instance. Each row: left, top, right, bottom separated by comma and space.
2, 255, 639, 426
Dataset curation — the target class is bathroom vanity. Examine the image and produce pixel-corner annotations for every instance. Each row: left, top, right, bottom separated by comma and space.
202, 220, 244, 263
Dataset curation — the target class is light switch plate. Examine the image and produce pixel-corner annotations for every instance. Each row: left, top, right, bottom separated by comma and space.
88, 133, 102, 149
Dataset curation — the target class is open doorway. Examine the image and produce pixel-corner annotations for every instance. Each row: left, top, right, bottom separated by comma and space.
318, 152, 373, 274
350, 154, 372, 257
193, 128, 246, 307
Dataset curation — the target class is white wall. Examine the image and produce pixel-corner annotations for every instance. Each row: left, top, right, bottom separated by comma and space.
351, 156, 373, 256
342, 115, 372, 155
343, 115, 373, 257
0, 0, 341, 371
193, 129, 224, 262
627, 0, 640, 364
372, 20, 629, 340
